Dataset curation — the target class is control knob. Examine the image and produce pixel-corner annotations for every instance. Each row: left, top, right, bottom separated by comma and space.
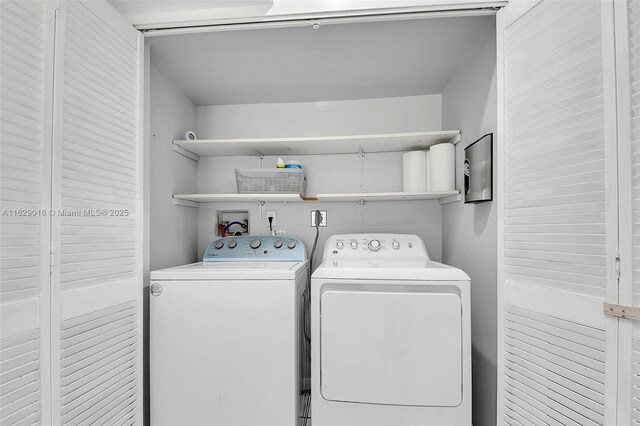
368, 239, 381, 252
250, 239, 261, 249
350, 241, 358, 249
392, 241, 400, 250
287, 241, 297, 249
274, 240, 283, 249
228, 240, 237, 249
336, 241, 344, 249
214, 240, 224, 249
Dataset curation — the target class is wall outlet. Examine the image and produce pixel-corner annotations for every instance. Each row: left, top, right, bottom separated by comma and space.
266, 210, 276, 228
310, 210, 327, 227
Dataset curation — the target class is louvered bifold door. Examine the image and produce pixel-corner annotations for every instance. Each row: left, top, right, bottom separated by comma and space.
614, 0, 640, 424
0, 1, 54, 424
499, 1, 620, 424
50, 2, 142, 425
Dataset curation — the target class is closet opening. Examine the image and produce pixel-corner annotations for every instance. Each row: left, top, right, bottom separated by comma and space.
145, 11, 497, 426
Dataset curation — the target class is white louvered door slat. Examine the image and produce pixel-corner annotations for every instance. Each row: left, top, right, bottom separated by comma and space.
50, 2, 142, 425
500, 1, 619, 424
0, 1, 53, 424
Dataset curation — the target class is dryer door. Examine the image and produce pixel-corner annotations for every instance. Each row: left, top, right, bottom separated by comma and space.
320, 285, 462, 406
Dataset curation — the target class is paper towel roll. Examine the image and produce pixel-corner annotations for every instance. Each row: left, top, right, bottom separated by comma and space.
402, 151, 426, 192
425, 150, 431, 191
429, 143, 455, 191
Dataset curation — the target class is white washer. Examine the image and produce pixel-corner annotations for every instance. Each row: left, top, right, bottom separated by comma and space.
150, 236, 308, 426
311, 234, 471, 426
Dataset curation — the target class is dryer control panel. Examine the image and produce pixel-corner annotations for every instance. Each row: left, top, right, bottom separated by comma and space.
323, 234, 429, 260
204, 236, 307, 262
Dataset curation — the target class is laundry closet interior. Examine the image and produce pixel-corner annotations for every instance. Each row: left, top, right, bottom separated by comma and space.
145, 10, 498, 423
140, 8, 500, 424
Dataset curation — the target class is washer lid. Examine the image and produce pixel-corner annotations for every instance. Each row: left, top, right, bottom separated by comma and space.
312, 259, 469, 281
150, 261, 307, 281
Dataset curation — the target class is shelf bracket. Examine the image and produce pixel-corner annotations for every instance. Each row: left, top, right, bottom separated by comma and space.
172, 141, 200, 162
358, 146, 365, 192
172, 197, 199, 208
358, 199, 366, 225
439, 193, 462, 205
448, 132, 462, 145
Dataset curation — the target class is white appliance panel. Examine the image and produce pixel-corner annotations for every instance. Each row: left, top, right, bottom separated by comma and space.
150, 276, 305, 426
312, 234, 470, 425
320, 289, 462, 406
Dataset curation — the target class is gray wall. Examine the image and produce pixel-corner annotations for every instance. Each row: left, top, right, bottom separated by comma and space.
196, 95, 442, 138
195, 95, 445, 265
146, 64, 199, 426
441, 21, 497, 426
149, 65, 199, 271
196, 153, 444, 265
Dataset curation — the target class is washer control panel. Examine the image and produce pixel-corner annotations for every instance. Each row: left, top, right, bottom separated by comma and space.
204, 236, 306, 262
325, 234, 429, 260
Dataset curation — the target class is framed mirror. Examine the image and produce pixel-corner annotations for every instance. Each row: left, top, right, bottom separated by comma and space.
464, 133, 493, 203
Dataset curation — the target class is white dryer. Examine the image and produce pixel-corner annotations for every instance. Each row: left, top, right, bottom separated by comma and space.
150, 236, 308, 426
311, 234, 470, 426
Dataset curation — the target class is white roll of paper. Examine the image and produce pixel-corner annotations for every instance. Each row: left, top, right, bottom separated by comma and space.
402, 151, 426, 192
425, 150, 431, 191
429, 143, 455, 191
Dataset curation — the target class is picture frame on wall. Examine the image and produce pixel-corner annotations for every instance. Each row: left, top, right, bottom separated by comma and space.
464, 133, 493, 204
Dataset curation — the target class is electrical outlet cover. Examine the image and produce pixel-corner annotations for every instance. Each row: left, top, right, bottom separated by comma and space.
310, 211, 327, 227
266, 210, 276, 228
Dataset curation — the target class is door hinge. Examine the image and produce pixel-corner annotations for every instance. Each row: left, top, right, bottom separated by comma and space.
49, 249, 54, 273
604, 303, 640, 321
615, 252, 621, 279
55, 8, 60, 17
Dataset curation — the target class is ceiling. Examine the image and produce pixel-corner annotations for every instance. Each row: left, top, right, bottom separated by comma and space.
147, 15, 494, 106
